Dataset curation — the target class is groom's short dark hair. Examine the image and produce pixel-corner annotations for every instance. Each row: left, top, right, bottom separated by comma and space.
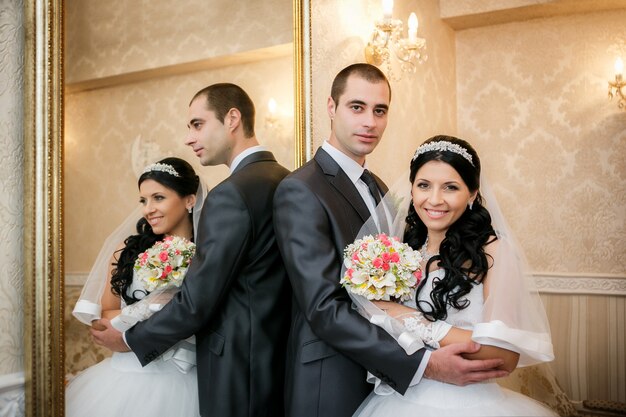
191, 83, 256, 138
330, 63, 391, 105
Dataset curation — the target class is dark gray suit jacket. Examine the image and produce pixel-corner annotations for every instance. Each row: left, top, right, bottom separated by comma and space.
274, 148, 425, 417
127, 151, 291, 417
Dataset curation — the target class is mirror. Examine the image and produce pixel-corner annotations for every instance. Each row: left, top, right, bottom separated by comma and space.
23, 0, 309, 415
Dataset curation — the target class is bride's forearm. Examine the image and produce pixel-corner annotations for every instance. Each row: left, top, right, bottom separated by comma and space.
101, 309, 121, 320
440, 328, 520, 372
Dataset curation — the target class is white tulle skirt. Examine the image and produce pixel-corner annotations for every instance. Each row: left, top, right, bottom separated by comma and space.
66, 351, 200, 417
353, 379, 557, 417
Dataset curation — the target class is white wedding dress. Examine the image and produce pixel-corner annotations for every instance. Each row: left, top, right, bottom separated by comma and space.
66, 274, 200, 417
354, 269, 557, 417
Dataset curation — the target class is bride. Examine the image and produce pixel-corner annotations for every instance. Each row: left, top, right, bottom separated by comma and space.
66, 157, 207, 417
350, 136, 557, 416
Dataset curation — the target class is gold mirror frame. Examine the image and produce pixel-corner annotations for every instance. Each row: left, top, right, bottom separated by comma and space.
22, 0, 310, 415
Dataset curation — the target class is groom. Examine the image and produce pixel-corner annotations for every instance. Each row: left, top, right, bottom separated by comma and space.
92, 83, 291, 417
273, 63, 509, 417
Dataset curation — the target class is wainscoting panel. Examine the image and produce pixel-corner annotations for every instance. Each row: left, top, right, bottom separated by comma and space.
541, 290, 626, 402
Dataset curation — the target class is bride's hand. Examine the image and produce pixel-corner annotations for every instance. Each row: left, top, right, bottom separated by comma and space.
372, 301, 415, 318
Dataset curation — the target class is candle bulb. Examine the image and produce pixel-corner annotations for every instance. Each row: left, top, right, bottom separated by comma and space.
382, 0, 393, 20
615, 57, 624, 77
268, 98, 277, 115
408, 13, 418, 43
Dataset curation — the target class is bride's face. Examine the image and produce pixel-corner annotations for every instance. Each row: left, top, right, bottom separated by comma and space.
139, 179, 193, 237
412, 160, 476, 237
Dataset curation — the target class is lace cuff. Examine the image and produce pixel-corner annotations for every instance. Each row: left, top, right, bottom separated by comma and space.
401, 312, 452, 349
110, 286, 179, 331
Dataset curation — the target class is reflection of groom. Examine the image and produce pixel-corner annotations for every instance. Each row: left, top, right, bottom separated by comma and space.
273, 64, 508, 417
92, 83, 291, 417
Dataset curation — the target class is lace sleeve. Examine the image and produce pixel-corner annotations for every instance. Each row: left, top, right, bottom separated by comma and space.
110, 286, 180, 331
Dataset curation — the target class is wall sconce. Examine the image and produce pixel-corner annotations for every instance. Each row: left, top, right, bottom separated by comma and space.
364, 0, 427, 81
265, 98, 279, 129
608, 57, 625, 110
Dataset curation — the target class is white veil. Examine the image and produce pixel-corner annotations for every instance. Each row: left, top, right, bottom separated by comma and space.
345, 171, 554, 367
72, 179, 209, 326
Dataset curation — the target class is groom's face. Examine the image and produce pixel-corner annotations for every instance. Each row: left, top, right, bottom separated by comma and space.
327, 75, 390, 166
185, 97, 231, 166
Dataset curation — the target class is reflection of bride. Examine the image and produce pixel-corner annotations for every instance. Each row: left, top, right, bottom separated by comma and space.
66, 157, 207, 417
350, 136, 557, 416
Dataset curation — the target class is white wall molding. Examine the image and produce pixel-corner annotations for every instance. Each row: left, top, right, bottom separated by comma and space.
65, 272, 88, 287
534, 273, 626, 296
0, 372, 24, 417
68, 272, 626, 295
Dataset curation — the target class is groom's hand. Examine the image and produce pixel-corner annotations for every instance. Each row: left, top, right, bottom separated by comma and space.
90, 318, 131, 352
424, 341, 509, 386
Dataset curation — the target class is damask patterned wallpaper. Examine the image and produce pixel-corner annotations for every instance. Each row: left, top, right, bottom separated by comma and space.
456, 9, 626, 274
0, 0, 24, 375
65, 0, 292, 83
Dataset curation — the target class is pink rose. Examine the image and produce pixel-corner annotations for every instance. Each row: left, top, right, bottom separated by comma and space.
414, 270, 422, 282
381, 252, 391, 262
159, 251, 169, 262
382, 262, 390, 271
352, 253, 360, 262
390, 253, 400, 263
347, 268, 354, 278
372, 257, 383, 268
161, 265, 173, 279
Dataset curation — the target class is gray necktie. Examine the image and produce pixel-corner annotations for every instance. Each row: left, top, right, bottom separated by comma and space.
360, 169, 388, 231
360, 169, 382, 206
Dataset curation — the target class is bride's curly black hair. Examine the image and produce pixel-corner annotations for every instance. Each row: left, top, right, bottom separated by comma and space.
109, 157, 199, 305
403, 135, 497, 321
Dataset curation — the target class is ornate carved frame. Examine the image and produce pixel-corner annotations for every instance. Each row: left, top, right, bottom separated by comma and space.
22, 1, 311, 415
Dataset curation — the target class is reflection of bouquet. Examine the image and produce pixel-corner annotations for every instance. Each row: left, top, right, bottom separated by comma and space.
340, 233, 422, 301
134, 236, 196, 292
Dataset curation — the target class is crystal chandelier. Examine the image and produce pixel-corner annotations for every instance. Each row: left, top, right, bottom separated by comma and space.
364, 0, 427, 82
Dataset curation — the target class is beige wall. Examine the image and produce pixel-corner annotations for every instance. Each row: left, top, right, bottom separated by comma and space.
65, 0, 292, 83
0, 0, 24, 376
456, 10, 626, 275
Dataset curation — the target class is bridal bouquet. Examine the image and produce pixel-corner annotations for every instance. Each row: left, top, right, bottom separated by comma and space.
340, 233, 422, 301
111, 236, 196, 332
134, 236, 196, 292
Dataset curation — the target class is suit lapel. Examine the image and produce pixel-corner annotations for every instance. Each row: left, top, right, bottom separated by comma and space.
314, 148, 371, 223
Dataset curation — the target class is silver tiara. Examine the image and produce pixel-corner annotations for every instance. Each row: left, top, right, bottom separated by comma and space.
143, 162, 180, 177
412, 141, 474, 166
